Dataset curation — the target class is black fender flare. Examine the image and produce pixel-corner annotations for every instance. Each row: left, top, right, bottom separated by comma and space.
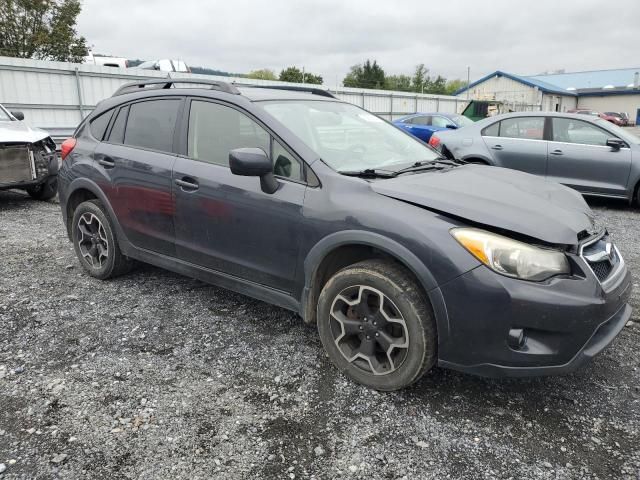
300, 230, 450, 343
63, 178, 131, 254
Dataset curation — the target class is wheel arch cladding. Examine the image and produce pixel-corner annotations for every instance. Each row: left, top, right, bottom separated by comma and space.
65, 178, 127, 247
301, 230, 450, 342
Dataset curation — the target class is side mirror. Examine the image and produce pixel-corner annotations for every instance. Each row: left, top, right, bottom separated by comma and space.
11, 111, 24, 121
606, 138, 626, 150
229, 148, 279, 194
445, 124, 457, 129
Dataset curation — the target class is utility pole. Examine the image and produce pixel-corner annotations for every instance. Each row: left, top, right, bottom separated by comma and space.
466, 66, 470, 100
302, 66, 305, 84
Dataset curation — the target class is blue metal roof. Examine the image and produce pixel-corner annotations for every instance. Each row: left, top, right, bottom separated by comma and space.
529, 68, 640, 90
456, 68, 640, 97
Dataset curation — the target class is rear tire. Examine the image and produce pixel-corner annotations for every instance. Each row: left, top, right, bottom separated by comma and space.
317, 259, 437, 391
71, 199, 133, 280
27, 176, 57, 201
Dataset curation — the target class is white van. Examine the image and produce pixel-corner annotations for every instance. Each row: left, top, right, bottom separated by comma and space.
134, 59, 190, 73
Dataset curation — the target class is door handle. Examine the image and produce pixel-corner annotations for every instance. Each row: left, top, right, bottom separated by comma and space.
550, 149, 564, 156
98, 157, 115, 168
491, 145, 503, 150
175, 177, 199, 191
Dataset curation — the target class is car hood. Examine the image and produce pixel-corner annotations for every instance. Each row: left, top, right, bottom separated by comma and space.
0, 121, 50, 144
371, 165, 597, 245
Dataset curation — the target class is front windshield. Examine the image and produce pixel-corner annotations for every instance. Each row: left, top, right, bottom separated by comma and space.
595, 118, 640, 144
452, 115, 474, 127
0, 105, 11, 121
260, 100, 440, 172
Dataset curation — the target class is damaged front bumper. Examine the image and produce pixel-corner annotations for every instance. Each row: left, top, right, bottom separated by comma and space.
0, 137, 59, 190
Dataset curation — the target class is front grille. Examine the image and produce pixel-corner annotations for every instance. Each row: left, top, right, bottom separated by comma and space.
581, 234, 619, 283
0, 145, 34, 184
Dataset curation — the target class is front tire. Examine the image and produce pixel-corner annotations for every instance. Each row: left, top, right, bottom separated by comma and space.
27, 176, 57, 201
71, 199, 133, 280
317, 259, 437, 391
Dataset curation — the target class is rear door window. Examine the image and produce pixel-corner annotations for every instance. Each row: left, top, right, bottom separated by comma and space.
411, 116, 431, 126
498, 117, 545, 140
107, 106, 128, 144
124, 99, 180, 153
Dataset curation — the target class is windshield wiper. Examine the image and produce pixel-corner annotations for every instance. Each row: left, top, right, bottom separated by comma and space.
338, 168, 397, 178
393, 158, 458, 175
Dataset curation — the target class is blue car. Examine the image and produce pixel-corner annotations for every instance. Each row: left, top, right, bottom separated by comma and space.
393, 112, 474, 142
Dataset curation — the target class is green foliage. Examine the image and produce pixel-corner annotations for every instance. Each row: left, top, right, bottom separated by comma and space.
247, 68, 277, 80
343, 60, 386, 89
279, 66, 323, 84
344, 59, 464, 96
0, 0, 88, 62
444, 79, 467, 95
385, 74, 412, 92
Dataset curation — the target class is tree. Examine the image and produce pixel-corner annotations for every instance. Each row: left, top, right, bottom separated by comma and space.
385, 74, 412, 92
0, 0, 88, 62
343, 60, 385, 89
427, 75, 448, 95
279, 66, 323, 84
247, 68, 277, 80
445, 79, 466, 95
411, 64, 429, 93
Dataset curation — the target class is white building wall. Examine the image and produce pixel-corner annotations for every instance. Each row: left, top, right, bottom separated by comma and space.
457, 74, 542, 109
578, 94, 640, 123
541, 93, 578, 112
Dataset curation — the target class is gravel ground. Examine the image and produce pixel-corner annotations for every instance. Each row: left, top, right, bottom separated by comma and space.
0, 190, 639, 480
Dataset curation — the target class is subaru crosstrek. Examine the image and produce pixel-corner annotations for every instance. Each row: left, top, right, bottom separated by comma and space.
58, 79, 632, 391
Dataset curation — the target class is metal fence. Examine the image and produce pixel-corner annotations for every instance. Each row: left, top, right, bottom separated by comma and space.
0, 56, 468, 142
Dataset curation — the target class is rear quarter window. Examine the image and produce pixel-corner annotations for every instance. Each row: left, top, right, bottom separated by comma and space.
89, 110, 113, 141
482, 121, 500, 137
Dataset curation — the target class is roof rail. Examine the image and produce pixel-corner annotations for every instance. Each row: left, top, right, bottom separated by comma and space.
245, 85, 337, 99
112, 78, 241, 97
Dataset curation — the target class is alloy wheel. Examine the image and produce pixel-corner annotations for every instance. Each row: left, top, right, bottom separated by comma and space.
329, 285, 409, 376
77, 212, 109, 268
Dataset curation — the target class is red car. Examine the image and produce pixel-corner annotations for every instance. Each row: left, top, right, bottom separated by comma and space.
600, 111, 628, 126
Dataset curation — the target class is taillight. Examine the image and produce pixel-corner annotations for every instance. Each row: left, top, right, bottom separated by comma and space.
429, 135, 441, 148
61, 138, 77, 160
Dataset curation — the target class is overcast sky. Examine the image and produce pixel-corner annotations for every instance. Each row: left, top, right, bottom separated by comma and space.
77, 0, 640, 86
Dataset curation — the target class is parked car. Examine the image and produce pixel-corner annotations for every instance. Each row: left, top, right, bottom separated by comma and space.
393, 112, 473, 142
0, 104, 59, 200
58, 80, 631, 391
600, 112, 628, 127
133, 59, 190, 73
84, 52, 129, 69
431, 112, 640, 205
567, 109, 600, 117
619, 112, 630, 125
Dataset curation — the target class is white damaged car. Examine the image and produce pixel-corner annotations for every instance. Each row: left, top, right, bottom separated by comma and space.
0, 104, 59, 200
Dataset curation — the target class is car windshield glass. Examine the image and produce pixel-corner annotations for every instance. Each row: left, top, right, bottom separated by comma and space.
260, 100, 439, 172
0, 106, 11, 121
595, 118, 640, 144
452, 115, 474, 127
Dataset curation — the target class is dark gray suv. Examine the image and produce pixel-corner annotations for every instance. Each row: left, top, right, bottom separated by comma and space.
58, 79, 632, 391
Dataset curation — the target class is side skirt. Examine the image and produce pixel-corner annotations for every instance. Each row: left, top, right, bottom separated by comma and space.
124, 244, 301, 314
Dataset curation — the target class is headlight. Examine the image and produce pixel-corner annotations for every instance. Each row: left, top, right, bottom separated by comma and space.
451, 228, 570, 281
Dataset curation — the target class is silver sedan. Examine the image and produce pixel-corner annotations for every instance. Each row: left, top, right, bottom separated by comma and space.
432, 112, 640, 206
